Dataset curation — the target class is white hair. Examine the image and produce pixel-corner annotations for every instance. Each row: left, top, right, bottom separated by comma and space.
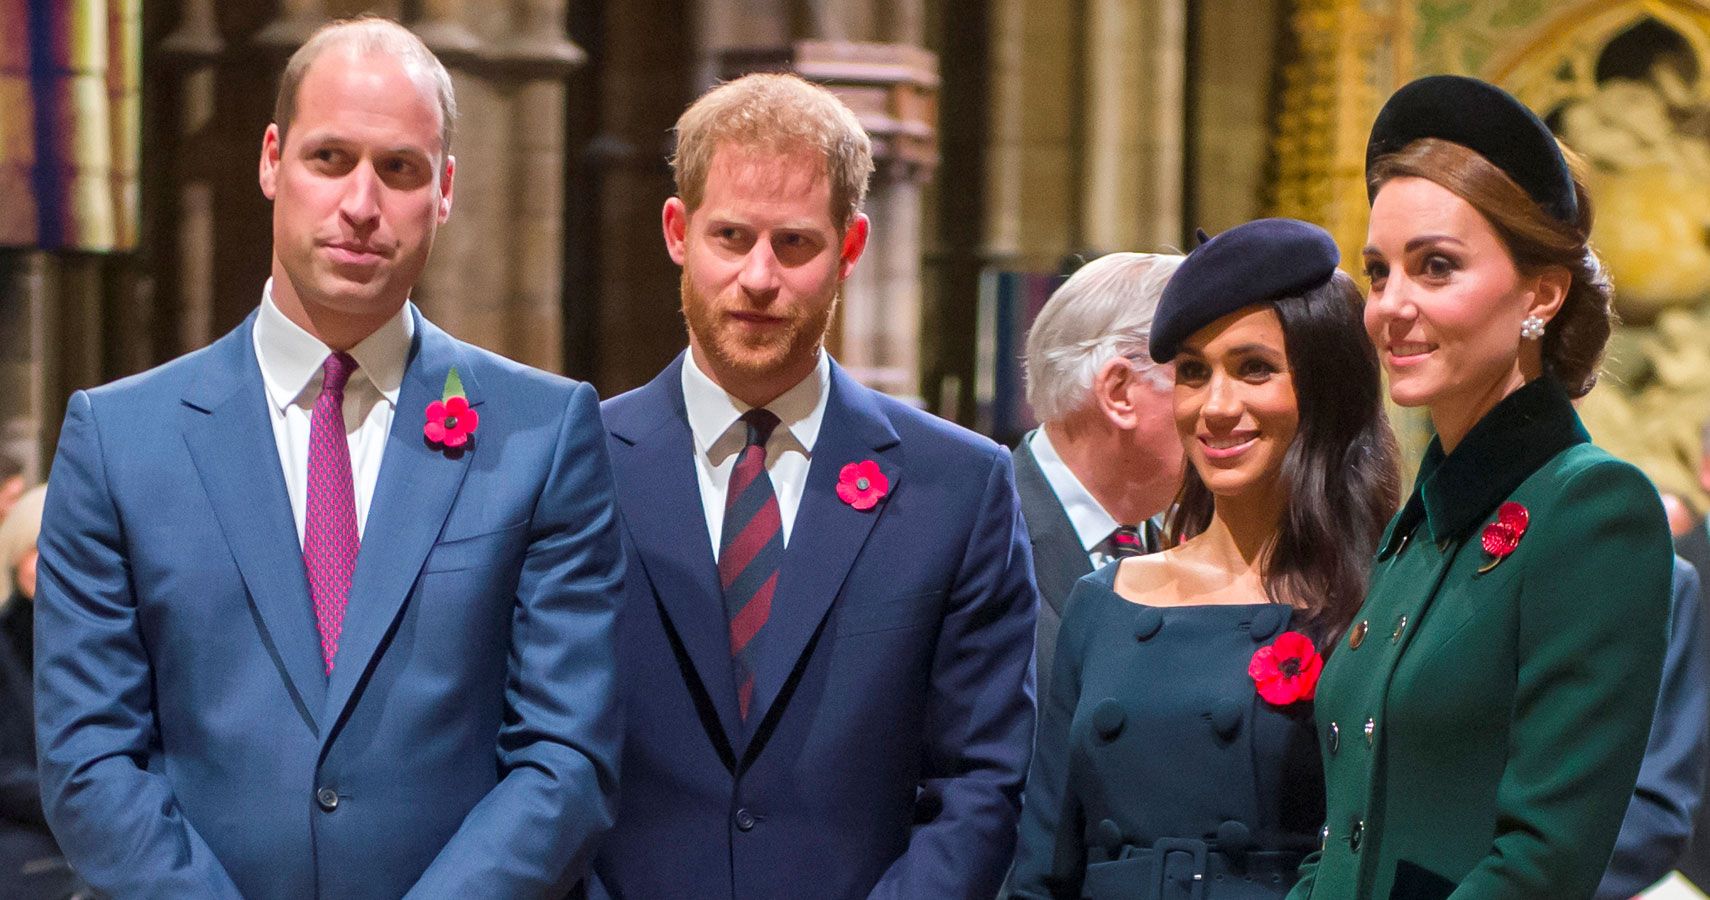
1023, 252, 1185, 422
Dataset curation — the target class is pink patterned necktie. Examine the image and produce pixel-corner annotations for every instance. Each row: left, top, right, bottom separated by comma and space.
304, 351, 360, 674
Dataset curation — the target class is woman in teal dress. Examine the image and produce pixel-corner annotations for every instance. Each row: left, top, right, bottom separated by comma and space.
1290, 75, 1675, 900
1010, 218, 1399, 899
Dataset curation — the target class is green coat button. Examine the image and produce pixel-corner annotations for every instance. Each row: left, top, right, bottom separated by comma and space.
1349, 620, 1368, 649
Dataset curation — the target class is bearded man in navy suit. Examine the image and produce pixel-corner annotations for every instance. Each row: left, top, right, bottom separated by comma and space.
34, 19, 624, 898
593, 73, 1038, 899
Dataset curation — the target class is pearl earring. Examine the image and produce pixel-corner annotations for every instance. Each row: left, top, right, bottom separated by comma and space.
1520, 315, 1546, 340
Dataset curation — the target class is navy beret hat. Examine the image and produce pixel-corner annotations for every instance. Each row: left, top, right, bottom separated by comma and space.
1149, 217, 1340, 363
1366, 74, 1577, 225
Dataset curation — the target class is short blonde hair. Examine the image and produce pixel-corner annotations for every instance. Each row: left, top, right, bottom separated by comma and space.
0, 484, 44, 593
1024, 252, 1185, 422
274, 17, 457, 157
671, 73, 874, 228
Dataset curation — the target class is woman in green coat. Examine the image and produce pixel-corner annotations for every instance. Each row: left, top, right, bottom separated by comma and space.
1289, 75, 1674, 899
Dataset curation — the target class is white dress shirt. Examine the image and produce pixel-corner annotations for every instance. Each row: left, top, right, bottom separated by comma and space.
1029, 427, 1126, 567
682, 350, 830, 558
253, 280, 414, 545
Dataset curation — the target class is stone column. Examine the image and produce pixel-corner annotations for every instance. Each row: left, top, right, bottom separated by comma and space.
1082, 0, 1185, 251
159, 0, 223, 353
983, 0, 1079, 269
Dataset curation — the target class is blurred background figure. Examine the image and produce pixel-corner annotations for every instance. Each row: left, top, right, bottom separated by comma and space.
1017, 252, 1185, 699
0, 455, 26, 526
0, 483, 87, 900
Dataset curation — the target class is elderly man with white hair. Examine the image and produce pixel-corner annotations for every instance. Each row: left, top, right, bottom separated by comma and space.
1016, 252, 1185, 696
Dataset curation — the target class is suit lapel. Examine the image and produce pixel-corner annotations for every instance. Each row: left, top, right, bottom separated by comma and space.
1011, 433, 1092, 617
180, 314, 326, 734
321, 311, 477, 740
745, 363, 900, 736
607, 357, 745, 749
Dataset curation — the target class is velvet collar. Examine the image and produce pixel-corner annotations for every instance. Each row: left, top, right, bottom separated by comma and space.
1380, 377, 1588, 557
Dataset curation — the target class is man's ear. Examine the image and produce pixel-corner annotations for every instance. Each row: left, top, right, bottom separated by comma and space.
662, 197, 689, 265
259, 124, 282, 200
437, 155, 455, 224
1091, 357, 1140, 429
838, 213, 870, 280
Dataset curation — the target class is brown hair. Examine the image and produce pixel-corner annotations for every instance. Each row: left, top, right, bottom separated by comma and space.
1163, 272, 1401, 644
671, 73, 874, 229
274, 17, 457, 158
1368, 137, 1613, 398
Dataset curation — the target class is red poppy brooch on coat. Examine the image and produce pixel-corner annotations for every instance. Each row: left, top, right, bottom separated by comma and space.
836, 460, 889, 511
1477, 501, 1529, 574
1249, 631, 1323, 705
424, 366, 478, 449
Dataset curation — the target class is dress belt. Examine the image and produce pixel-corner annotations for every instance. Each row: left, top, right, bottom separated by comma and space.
1093, 837, 1303, 900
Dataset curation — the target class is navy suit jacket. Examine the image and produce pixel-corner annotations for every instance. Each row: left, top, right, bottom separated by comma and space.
594, 354, 1038, 899
34, 308, 626, 899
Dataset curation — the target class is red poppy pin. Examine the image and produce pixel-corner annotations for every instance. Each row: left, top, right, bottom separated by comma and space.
1477, 501, 1529, 574
836, 460, 889, 511
1249, 631, 1323, 705
424, 367, 478, 449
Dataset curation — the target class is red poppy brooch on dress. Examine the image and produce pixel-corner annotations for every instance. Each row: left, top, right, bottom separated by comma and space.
1249, 631, 1323, 705
1477, 501, 1529, 574
424, 366, 478, 449
836, 460, 889, 511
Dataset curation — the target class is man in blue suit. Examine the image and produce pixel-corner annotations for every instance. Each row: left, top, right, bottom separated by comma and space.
593, 74, 1038, 899
34, 18, 624, 899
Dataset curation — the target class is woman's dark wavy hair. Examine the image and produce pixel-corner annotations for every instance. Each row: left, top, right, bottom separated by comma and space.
1162, 271, 1400, 643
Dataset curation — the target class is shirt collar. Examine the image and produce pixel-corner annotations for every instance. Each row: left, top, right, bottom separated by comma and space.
254, 278, 414, 411
681, 349, 830, 462
1381, 376, 1588, 556
1029, 427, 1121, 552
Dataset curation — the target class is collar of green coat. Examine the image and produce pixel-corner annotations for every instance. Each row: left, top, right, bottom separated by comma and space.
1379, 377, 1588, 557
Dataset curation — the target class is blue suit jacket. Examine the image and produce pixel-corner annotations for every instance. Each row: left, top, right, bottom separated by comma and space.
594, 354, 1038, 899
34, 308, 625, 899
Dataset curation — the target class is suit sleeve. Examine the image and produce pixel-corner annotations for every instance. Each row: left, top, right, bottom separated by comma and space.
1008, 581, 1090, 899
406, 381, 625, 897
1453, 459, 1673, 899
867, 447, 1038, 900
34, 391, 247, 898
1594, 556, 1708, 899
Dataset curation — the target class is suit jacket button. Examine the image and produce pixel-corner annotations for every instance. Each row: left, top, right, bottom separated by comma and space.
1348, 620, 1368, 649
316, 787, 339, 812
1091, 699, 1126, 741
1327, 721, 1340, 754
1095, 818, 1124, 851
735, 808, 756, 832
1210, 698, 1242, 738
1133, 608, 1163, 641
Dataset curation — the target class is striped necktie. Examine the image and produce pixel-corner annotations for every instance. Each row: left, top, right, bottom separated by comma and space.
1098, 523, 1155, 560
719, 408, 784, 721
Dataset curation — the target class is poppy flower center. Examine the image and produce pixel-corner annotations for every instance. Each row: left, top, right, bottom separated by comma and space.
856, 477, 870, 491
1279, 658, 1301, 678
444, 416, 458, 428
